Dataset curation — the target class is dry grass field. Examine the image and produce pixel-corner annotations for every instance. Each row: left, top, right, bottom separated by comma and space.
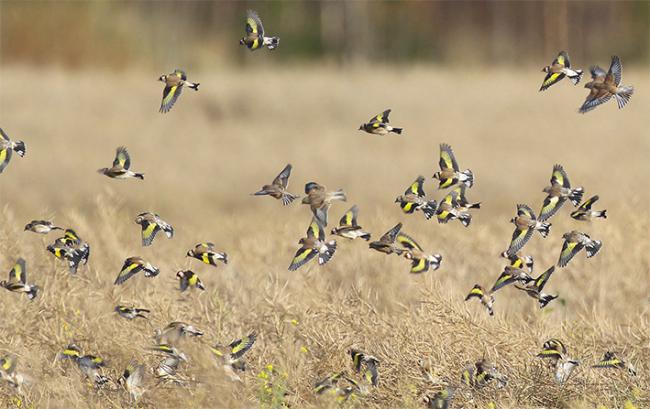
0, 65, 649, 408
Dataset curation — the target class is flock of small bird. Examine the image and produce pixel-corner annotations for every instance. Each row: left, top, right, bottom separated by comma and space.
0, 10, 639, 408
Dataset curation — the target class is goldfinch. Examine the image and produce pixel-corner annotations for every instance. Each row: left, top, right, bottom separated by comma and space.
115, 305, 150, 320
158, 69, 199, 113
424, 387, 455, 409
314, 372, 344, 394
465, 284, 495, 316
396, 232, 442, 273
433, 143, 473, 189
501, 251, 534, 273
558, 230, 602, 267
0, 128, 26, 174
540, 51, 583, 91
453, 185, 481, 211
176, 270, 205, 291
505, 204, 550, 256
135, 212, 174, 246
514, 266, 558, 308
240, 10, 279, 51
579, 56, 633, 113
0, 354, 28, 392
592, 351, 636, 376
539, 164, 584, 221
436, 189, 471, 227
186, 242, 228, 267
154, 321, 204, 345
289, 217, 337, 271
369, 223, 405, 255
47, 234, 89, 274
537, 338, 567, 364
358, 109, 403, 135
490, 265, 534, 293
570, 195, 607, 221
330, 205, 371, 240
349, 349, 379, 387
118, 359, 145, 402
114, 257, 160, 285
0, 258, 39, 300
60, 344, 109, 386
210, 332, 257, 382
394, 176, 437, 220
252, 164, 299, 205
98, 146, 144, 180
24, 220, 62, 234
302, 182, 347, 226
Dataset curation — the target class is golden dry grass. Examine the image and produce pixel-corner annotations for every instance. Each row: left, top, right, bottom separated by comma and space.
0, 66, 649, 408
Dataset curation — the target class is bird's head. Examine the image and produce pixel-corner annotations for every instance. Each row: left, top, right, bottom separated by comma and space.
298, 238, 306, 245
239, 38, 246, 46
304, 182, 319, 194
394, 196, 401, 203
509, 217, 517, 224
358, 124, 365, 131
176, 271, 185, 280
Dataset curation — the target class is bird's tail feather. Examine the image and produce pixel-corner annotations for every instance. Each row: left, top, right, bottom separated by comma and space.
462, 170, 474, 188
188, 82, 200, 91
458, 213, 472, 227
319, 241, 337, 265
615, 86, 634, 109
568, 69, 583, 85
569, 187, 584, 206
421, 200, 437, 220
134, 173, 145, 180
586, 240, 602, 258
537, 222, 551, 238
281, 192, 298, 206
14, 141, 26, 157
391, 127, 403, 135
594, 210, 607, 219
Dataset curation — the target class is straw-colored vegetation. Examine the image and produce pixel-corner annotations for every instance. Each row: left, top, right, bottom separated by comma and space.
0, 66, 648, 408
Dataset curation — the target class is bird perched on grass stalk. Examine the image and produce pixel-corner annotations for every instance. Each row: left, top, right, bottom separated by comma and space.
158, 69, 199, 113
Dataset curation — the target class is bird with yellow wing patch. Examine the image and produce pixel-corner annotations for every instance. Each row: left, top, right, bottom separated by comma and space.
396, 232, 442, 274
358, 109, 403, 135
539, 51, 583, 91
98, 146, 144, 180
433, 143, 473, 189
289, 217, 337, 271
240, 10, 279, 51
158, 69, 199, 113
331, 205, 371, 241
395, 176, 437, 220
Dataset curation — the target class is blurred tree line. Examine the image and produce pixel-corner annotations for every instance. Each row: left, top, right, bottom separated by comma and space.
1, 1, 648, 70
